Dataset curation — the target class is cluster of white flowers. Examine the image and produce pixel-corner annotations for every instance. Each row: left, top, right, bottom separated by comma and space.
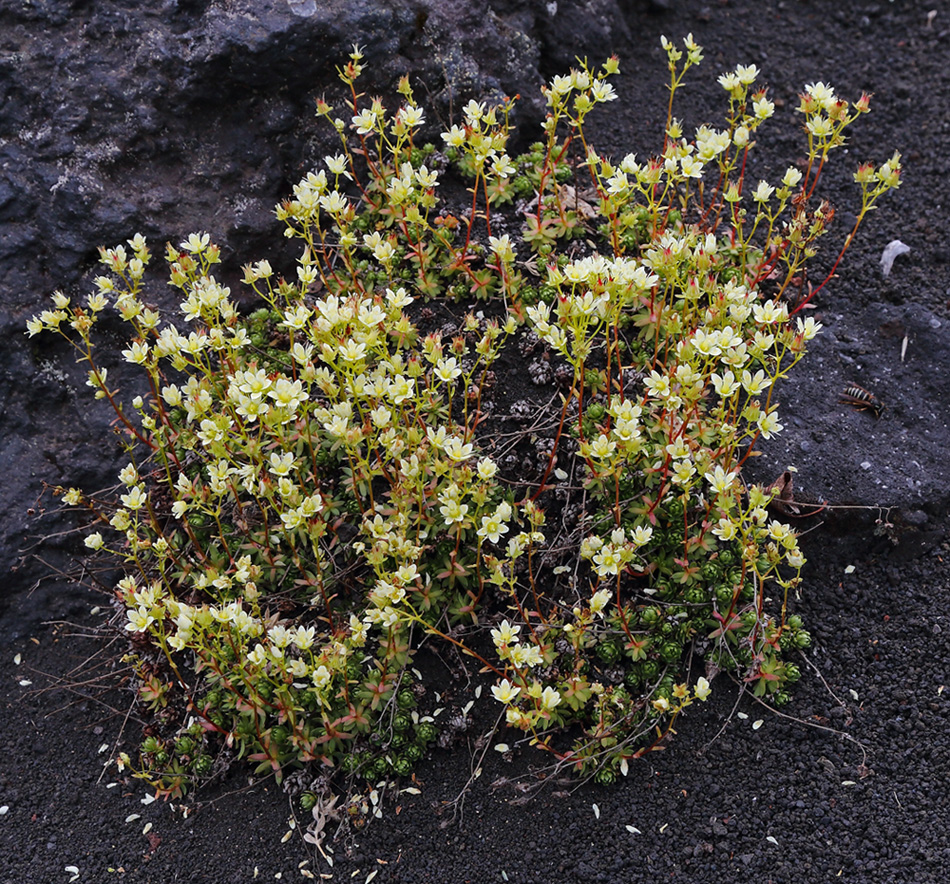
580, 525, 654, 580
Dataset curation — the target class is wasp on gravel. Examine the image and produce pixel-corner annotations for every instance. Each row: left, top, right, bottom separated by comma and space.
840, 384, 884, 417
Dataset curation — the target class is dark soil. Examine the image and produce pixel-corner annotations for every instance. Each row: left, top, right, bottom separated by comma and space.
3, 1, 950, 882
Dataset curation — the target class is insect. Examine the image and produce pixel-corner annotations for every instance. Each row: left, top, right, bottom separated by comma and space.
840, 384, 884, 417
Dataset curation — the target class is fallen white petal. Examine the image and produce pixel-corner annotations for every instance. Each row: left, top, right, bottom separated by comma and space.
880, 240, 910, 277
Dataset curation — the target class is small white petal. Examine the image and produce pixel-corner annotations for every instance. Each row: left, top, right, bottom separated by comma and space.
880, 240, 910, 277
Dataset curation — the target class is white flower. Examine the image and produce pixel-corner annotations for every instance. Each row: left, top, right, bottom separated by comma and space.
120, 486, 147, 511
491, 679, 521, 704
352, 108, 377, 134
122, 341, 150, 365
711, 370, 740, 398
741, 368, 771, 395
125, 606, 154, 633
434, 357, 462, 383
478, 514, 509, 544
712, 518, 738, 542
441, 125, 466, 147
443, 436, 474, 462
694, 676, 712, 701
476, 458, 497, 480
509, 643, 543, 668
540, 686, 562, 711
796, 317, 823, 340
324, 154, 349, 176
753, 95, 775, 120
753, 180, 775, 203
181, 232, 210, 253
705, 465, 738, 497
439, 498, 469, 525
806, 116, 834, 138
488, 233, 516, 262
718, 72, 741, 93
680, 156, 705, 179
312, 665, 332, 690
491, 154, 516, 178
592, 546, 623, 577
629, 525, 653, 547
805, 81, 837, 110
735, 64, 759, 85
783, 167, 803, 188
587, 433, 616, 461
757, 409, 783, 439
401, 104, 425, 128
590, 588, 611, 616
491, 620, 521, 647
